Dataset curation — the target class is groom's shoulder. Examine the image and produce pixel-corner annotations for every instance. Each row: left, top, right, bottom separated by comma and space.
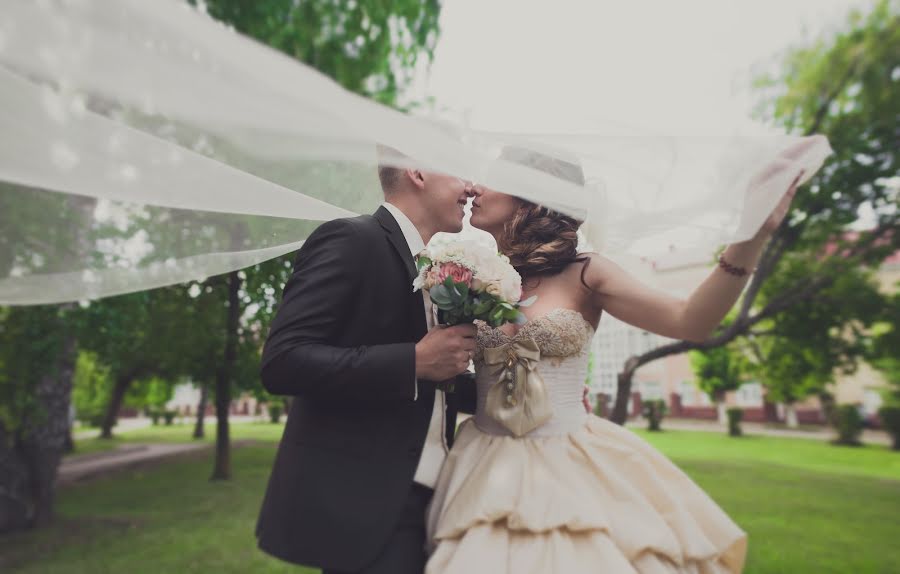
307, 214, 380, 246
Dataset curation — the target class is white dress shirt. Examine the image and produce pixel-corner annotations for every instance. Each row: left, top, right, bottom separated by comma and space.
381, 202, 448, 488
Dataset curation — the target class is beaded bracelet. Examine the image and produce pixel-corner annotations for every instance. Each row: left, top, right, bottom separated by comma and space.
717, 254, 752, 277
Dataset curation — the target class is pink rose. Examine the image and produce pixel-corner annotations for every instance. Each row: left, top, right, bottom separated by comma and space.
436, 262, 473, 287
424, 268, 443, 289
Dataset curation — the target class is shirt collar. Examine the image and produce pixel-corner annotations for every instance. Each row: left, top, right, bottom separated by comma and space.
381, 202, 426, 256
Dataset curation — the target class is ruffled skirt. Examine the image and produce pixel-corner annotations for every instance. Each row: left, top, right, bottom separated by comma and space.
425, 416, 747, 573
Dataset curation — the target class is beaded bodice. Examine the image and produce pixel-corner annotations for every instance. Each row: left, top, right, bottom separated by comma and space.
473, 308, 595, 438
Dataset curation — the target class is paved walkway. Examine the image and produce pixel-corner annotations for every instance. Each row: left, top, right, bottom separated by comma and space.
655, 417, 892, 446
62, 416, 891, 485
461, 413, 892, 445
59, 442, 212, 484
73, 414, 264, 440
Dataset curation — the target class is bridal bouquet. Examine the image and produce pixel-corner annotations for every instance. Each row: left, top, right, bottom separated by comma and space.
413, 241, 534, 327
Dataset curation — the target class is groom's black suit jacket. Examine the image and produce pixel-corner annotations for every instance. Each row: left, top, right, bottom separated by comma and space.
255, 206, 475, 571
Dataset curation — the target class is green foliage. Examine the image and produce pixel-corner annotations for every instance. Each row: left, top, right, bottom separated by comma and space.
429, 277, 524, 327
197, 0, 441, 106
754, 1, 898, 242
71, 352, 112, 427
868, 290, 900, 403
689, 341, 747, 402
0, 304, 74, 435
751, 267, 884, 404
125, 378, 176, 412
738, 0, 900, 408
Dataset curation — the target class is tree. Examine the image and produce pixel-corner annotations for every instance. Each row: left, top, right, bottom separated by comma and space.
750, 256, 884, 427
689, 341, 747, 425
0, 304, 78, 532
71, 351, 112, 429
0, 186, 95, 532
869, 290, 900, 399
78, 289, 199, 439
610, 1, 899, 424
197, 0, 441, 106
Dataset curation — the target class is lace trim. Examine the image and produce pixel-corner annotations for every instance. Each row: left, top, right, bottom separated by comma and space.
475, 308, 594, 360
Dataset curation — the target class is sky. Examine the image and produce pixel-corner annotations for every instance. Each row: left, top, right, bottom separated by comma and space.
409, 0, 876, 132
408, 0, 883, 246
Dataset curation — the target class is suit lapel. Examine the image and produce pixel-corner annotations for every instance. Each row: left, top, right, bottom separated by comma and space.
374, 206, 418, 282
374, 206, 428, 339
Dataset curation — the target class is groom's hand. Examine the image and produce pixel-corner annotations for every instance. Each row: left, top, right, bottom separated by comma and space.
415, 324, 477, 381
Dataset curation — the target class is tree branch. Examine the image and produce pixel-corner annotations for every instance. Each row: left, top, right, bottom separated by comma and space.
611, 218, 896, 424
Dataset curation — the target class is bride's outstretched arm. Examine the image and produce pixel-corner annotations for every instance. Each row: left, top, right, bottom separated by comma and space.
582, 174, 803, 342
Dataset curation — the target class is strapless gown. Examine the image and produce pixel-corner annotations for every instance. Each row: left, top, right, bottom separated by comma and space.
425, 308, 747, 574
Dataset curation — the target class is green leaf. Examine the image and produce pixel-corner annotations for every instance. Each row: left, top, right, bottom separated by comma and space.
429, 285, 452, 306
416, 255, 432, 272
518, 295, 538, 307
473, 300, 493, 315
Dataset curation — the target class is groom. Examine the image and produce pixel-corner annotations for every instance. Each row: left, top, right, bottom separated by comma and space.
255, 149, 478, 574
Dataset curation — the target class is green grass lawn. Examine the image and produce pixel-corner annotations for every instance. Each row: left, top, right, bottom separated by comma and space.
3, 423, 898, 573
635, 429, 900, 574
633, 428, 900, 481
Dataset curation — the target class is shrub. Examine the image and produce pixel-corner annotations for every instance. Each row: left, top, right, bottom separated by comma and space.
268, 404, 283, 424
877, 405, 900, 451
642, 399, 667, 432
832, 404, 864, 446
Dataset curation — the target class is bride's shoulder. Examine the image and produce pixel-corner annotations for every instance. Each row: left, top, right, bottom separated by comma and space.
567, 252, 618, 291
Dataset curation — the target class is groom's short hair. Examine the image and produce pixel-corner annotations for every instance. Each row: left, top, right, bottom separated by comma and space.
376, 120, 463, 194
376, 144, 408, 194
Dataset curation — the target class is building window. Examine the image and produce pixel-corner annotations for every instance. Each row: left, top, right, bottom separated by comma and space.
862, 389, 883, 417
736, 382, 763, 407
641, 381, 663, 400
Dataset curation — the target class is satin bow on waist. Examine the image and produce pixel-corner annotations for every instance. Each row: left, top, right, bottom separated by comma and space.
482, 337, 554, 437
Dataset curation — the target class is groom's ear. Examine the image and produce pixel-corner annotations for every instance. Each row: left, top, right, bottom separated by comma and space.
406, 168, 426, 190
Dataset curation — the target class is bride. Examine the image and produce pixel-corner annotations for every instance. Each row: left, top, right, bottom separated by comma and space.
424, 146, 805, 573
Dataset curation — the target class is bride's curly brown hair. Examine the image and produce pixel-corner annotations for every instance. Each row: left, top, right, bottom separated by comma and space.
494, 147, 591, 282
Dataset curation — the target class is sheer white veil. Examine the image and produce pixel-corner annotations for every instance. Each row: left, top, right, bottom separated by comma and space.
0, 0, 832, 305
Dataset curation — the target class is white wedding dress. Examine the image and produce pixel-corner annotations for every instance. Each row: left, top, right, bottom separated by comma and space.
425, 308, 747, 573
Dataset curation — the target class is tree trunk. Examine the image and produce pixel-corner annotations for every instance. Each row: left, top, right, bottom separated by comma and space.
25, 333, 78, 528
0, 422, 30, 533
819, 390, 837, 427
716, 402, 727, 425
784, 403, 799, 428
611, 358, 641, 425
0, 330, 78, 532
211, 270, 241, 481
99, 374, 131, 440
716, 392, 728, 425
193, 383, 209, 439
